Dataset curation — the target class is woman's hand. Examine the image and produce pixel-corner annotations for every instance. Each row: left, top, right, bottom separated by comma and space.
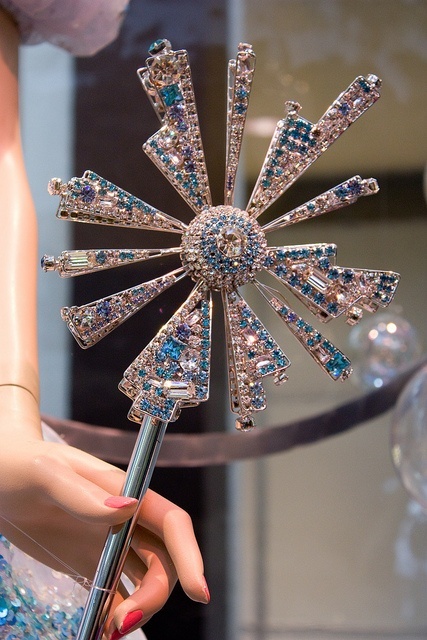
0, 386, 209, 639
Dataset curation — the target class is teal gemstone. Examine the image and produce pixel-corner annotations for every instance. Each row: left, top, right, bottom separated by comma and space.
326, 353, 350, 378
159, 83, 184, 107
160, 336, 186, 360
148, 39, 170, 55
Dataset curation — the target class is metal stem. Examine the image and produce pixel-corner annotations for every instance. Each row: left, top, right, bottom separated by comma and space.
76, 414, 168, 640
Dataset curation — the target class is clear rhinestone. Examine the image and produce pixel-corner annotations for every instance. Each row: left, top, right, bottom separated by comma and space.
235, 416, 255, 431
179, 348, 199, 372
217, 227, 245, 257
47, 178, 63, 195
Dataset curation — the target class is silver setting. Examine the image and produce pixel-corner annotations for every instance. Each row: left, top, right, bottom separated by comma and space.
225, 43, 256, 204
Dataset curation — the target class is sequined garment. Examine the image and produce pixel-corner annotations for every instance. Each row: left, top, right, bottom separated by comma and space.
0, 535, 85, 639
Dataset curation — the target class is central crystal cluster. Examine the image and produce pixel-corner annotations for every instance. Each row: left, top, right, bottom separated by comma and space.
180, 205, 267, 290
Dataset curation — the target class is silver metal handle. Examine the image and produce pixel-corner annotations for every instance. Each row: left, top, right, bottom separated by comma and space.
76, 414, 168, 640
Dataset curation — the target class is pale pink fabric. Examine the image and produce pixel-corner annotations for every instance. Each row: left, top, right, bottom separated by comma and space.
1, 0, 129, 55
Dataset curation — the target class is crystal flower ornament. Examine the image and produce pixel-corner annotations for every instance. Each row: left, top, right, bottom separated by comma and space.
43, 40, 400, 431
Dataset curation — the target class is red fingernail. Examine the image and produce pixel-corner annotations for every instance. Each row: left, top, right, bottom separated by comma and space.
104, 496, 138, 509
119, 609, 144, 634
109, 629, 124, 640
202, 577, 211, 603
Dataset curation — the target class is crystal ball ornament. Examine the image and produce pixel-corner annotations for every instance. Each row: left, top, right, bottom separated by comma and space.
348, 312, 422, 389
392, 365, 427, 511
43, 40, 400, 431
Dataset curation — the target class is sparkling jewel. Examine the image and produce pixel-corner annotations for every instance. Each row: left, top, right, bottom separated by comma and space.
47, 177, 63, 195
235, 416, 255, 431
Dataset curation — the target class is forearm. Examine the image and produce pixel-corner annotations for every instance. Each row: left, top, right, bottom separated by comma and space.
0, 9, 40, 410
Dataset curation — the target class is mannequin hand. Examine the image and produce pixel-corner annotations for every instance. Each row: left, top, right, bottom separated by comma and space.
0, 387, 209, 638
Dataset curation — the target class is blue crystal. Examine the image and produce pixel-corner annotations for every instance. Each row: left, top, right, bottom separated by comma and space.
326, 353, 351, 378
159, 84, 184, 107
342, 269, 354, 283
80, 185, 96, 203
177, 119, 188, 132
159, 336, 186, 361
327, 269, 340, 280
119, 251, 134, 261
358, 78, 371, 93
176, 323, 191, 341
275, 264, 287, 277
196, 386, 208, 398
169, 103, 184, 117
327, 302, 339, 314
148, 39, 170, 55
0, 596, 8, 618
314, 293, 326, 304
334, 186, 348, 199
235, 103, 247, 114
348, 180, 363, 195
140, 399, 150, 411
236, 87, 248, 99
252, 396, 264, 409
96, 250, 107, 264
96, 300, 111, 318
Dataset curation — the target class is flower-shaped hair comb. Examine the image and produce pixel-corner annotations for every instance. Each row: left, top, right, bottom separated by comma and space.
43, 39, 400, 433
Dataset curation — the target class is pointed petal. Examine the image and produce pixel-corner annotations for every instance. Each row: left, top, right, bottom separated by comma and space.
139, 44, 211, 214
247, 75, 382, 217
254, 281, 352, 381
222, 289, 290, 428
60, 268, 186, 348
224, 43, 256, 205
262, 176, 379, 233
119, 283, 211, 424
41, 247, 181, 277
49, 172, 186, 233
265, 244, 400, 322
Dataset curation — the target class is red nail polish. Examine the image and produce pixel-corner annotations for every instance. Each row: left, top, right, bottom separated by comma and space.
109, 629, 124, 640
104, 496, 138, 509
119, 609, 144, 634
202, 578, 211, 604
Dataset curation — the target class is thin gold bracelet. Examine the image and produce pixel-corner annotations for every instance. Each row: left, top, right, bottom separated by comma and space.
0, 383, 39, 404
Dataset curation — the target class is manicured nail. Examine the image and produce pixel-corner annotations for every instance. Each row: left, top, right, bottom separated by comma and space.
119, 609, 144, 634
109, 629, 124, 640
202, 577, 210, 603
104, 496, 138, 509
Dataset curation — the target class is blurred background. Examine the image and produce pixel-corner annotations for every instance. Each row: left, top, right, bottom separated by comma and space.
23, 1, 427, 638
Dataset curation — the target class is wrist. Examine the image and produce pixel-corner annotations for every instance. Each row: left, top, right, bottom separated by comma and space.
0, 383, 42, 439
0, 363, 39, 405
0, 383, 39, 404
